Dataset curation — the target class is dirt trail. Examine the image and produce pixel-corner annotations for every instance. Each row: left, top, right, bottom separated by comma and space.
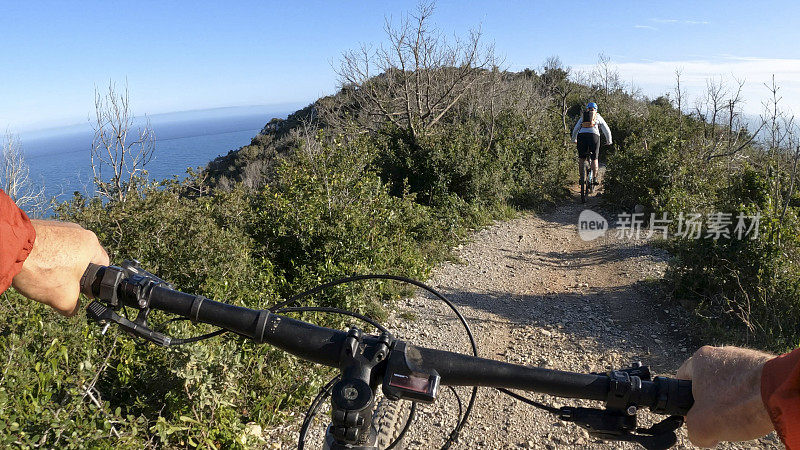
386, 186, 781, 449
281, 185, 781, 449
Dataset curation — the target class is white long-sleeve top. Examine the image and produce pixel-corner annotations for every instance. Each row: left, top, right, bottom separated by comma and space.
571, 112, 612, 144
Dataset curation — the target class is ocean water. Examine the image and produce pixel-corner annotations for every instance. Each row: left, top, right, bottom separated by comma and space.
17, 106, 292, 208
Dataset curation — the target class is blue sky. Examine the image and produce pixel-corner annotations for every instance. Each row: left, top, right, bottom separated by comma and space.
2, 0, 798, 132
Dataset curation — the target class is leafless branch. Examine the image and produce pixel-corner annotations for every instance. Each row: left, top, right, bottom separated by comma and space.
1, 130, 47, 216
333, 1, 496, 142
91, 80, 155, 202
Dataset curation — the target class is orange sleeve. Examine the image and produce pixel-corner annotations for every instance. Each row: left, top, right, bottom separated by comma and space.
0, 189, 36, 293
762, 348, 800, 449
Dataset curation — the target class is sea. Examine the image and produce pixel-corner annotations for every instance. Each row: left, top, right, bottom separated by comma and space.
16, 105, 295, 211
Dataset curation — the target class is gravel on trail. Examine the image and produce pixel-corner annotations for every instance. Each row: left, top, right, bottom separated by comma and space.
277, 187, 782, 449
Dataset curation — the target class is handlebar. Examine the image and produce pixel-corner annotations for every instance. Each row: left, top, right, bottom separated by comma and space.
81, 262, 694, 447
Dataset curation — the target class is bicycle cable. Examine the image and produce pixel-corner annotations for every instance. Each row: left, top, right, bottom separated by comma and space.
110, 272, 479, 447
497, 388, 561, 414
448, 386, 463, 423
274, 306, 389, 334
299, 375, 340, 450
147, 314, 228, 345
268, 274, 480, 450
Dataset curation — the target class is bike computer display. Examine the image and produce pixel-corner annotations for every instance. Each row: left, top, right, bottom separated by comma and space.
386, 371, 440, 403
382, 341, 440, 403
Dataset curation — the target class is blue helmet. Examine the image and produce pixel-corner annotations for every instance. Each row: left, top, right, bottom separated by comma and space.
587, 102, 598, 110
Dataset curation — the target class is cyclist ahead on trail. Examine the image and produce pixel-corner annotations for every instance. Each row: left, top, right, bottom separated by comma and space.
571, 102, 612, 186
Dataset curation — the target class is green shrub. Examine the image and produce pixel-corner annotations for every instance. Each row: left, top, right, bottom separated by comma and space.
376, 111, 571, 210
666, 167, 800, 351
248, 134, 436, 316
604, 106, 723, 215
603, 101, 800, 351
4, 128, 515, 447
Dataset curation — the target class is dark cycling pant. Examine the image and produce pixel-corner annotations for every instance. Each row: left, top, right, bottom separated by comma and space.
577, 133, 600, 160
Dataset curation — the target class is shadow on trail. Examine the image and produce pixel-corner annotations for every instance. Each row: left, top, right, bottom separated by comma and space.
419, 282, 700, 374
536, 184, 619, 229
501, 242, 651, 269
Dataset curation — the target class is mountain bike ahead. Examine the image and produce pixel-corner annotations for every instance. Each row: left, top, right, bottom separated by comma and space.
573, 102, 610, 204
80, 261, 693, 450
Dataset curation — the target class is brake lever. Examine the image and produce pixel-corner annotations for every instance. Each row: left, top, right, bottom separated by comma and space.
86, 301, 172, 347
559, 406, 682, 450
626, 416, 684, 450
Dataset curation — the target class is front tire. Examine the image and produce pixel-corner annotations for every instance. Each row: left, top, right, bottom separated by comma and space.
373, 397, 411, 449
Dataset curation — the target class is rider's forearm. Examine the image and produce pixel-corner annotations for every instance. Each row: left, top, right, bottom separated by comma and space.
599, 121, 612, 145
677, 346, 775, 447
12, 220, 109, 316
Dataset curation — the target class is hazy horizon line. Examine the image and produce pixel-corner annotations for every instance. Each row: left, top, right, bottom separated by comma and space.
13, 101, 310, 137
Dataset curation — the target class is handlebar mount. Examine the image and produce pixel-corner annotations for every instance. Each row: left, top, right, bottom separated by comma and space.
84, 261, 175, 345
81, 261, 692, 450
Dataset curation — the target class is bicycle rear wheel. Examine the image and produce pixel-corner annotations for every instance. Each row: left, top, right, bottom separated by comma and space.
580, 180, 586, 203
580, 161, 588, 203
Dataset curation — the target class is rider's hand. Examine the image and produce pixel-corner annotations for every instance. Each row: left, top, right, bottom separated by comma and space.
11, 220, 109, 316
676, 346, 775, 447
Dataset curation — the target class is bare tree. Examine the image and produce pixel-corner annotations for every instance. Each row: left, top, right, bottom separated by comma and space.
725, 78, 745, 147
691, 75, 763, 161
674, 68, 685, 145
540, 56, 574, 148
91, 81, 155, 202
781, 124, 800, 223
761, 76, 794, 219
755, 75, 800, 249
592, 53, 621, 107
240, 160, 268, 191
335, 2, 495, 143
1, 131, 46, 216
762, 75, 788, 161
704, 77, 728, 141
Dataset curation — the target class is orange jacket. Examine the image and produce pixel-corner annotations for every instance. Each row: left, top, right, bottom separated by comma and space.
0, 189, 35, 292
763, 348, 800, 449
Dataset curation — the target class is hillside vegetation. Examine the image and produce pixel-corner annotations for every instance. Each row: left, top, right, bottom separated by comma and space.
603, 77, 800, 350
1, 6, 799, 449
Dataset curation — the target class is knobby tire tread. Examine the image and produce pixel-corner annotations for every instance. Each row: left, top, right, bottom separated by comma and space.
373, 396, 409, 449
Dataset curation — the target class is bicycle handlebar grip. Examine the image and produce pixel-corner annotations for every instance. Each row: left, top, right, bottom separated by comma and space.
651, 376, 694, 416
80, 263, 105, 298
